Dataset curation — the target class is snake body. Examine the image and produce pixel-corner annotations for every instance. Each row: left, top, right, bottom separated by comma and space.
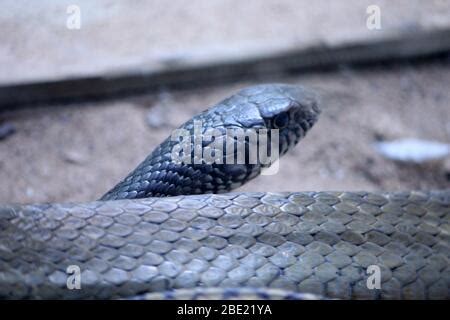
0, 85, 448, 299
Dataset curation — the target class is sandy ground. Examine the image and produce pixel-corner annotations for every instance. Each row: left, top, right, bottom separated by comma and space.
1, 59, 449, 204
1, 0, 449, 84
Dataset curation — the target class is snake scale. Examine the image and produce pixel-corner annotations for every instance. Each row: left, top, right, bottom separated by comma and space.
0, 84, 448, 299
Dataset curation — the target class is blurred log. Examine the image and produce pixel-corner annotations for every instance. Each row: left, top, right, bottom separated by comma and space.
1, 28, 449, 109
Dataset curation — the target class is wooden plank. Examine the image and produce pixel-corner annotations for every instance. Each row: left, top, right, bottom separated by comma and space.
1, 28, 449, 109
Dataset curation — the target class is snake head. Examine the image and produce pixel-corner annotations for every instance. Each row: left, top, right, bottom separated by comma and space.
241, 83, 321, 156
102, 84, 321, 199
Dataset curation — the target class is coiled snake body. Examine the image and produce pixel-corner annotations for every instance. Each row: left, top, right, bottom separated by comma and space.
0, 85, 448, 299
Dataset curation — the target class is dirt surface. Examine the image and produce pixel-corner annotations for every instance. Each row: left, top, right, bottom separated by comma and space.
1, 60, 449, 204
1, 0, 449, 84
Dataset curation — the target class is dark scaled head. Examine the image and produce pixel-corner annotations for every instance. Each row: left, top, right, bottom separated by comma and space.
101, 83, 321, 200
237, 83, 321, 156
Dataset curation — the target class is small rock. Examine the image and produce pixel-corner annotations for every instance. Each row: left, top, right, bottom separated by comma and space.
374, 138, 450, 163
146, 90, 174, 129
62, 150, 88, 165
26, 187, 34, 198
0, 122, 16, 140
146, 108, 167, 129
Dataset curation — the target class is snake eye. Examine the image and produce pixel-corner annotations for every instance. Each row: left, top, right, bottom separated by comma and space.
273, 113, 289, 129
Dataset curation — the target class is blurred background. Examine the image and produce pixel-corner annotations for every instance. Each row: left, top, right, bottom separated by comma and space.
0, 0, 449, 204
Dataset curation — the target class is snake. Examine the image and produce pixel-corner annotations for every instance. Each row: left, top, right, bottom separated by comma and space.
0, 84, 448, 299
